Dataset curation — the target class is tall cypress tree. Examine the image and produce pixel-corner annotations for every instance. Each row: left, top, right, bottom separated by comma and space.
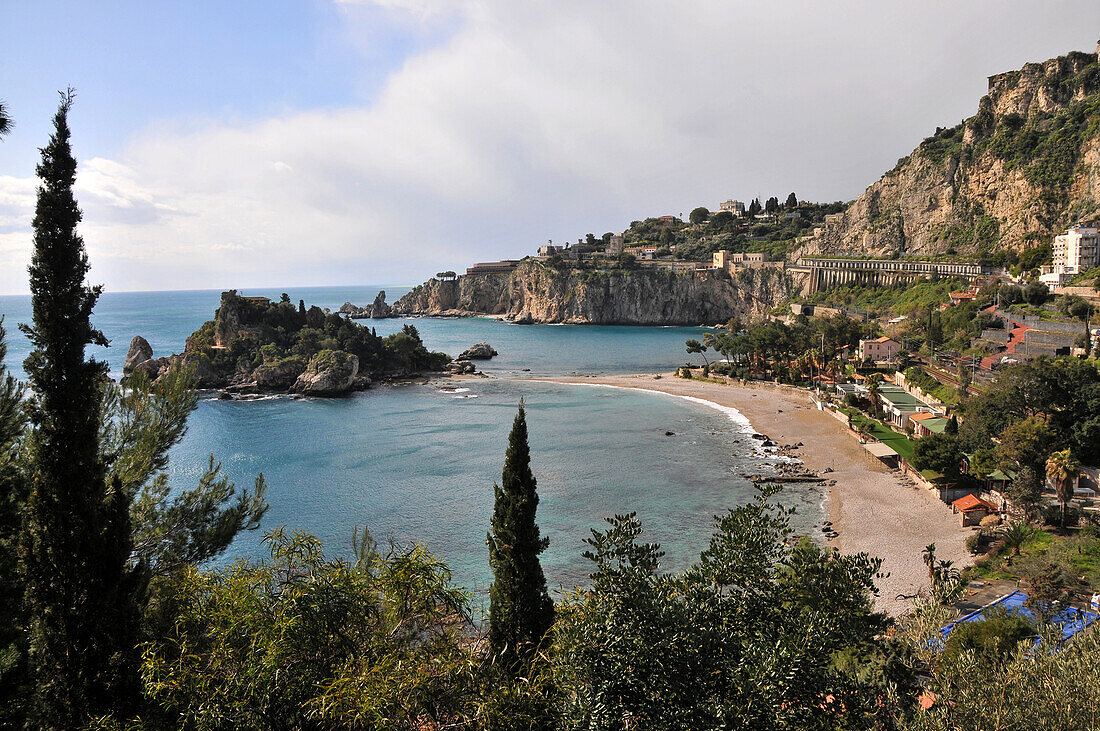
487, 401, 553, 667
19, 90, 141, 726
0, 321, 28, 723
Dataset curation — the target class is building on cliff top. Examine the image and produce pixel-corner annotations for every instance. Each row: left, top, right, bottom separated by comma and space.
717, 200, 746, 216
1040, 223, 1099, 286
466, 260, 521, 275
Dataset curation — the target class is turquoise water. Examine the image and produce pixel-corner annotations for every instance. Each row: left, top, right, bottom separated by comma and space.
0, 287, 823, 599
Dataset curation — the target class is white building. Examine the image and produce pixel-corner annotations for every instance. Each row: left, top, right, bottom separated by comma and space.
1041, 223, 1099, 286
718, 200, 745, 216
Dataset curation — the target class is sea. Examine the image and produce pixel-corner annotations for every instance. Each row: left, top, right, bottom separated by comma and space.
0, 286, 824, 604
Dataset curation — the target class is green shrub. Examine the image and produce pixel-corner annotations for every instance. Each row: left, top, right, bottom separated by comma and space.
943, 610, 1036, 665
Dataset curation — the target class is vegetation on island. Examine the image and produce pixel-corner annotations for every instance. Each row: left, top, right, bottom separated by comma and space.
177, 291, 451, 391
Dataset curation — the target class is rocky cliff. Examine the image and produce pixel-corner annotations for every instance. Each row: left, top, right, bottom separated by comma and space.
393, 260, 802, 324
797, 45, 1100, 260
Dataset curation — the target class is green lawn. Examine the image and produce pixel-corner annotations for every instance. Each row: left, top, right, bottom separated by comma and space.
840, 407, 915, 459
971, 528, 1100, 592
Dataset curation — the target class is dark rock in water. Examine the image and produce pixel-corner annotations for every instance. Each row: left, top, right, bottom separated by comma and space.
339, 301, 370, 318
751, 433, 767, 440
369, 290, 393, 319
457, 342, 498, 360
123, 336, 154, 374
447, 359, 476, 375
217, 391, 233, 400
665, 431, 675, 436
522, 368, 531, 372
290, 350, 359, 396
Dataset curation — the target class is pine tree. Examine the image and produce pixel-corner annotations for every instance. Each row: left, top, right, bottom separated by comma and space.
487, 401, 553, 668
785, 192, 798, 208
18, 90, 142, 726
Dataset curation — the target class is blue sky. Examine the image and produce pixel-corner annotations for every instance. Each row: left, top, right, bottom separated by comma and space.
1, 1, 427, 170
2, 1, 1099, 294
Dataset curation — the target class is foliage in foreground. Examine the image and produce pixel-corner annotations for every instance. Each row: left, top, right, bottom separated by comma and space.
903, 603, 1100, 731
552, 488, 902, 729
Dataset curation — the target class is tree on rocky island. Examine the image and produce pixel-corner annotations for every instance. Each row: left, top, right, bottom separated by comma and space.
487, 401, 553, 669
18, 89, 142, 725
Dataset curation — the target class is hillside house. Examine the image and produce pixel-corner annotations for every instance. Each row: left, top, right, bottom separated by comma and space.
952, 494, 998, 527
857, 336, 901, 362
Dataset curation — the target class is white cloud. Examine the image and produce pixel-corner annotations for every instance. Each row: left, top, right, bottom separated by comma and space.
2, 0, 1099, 293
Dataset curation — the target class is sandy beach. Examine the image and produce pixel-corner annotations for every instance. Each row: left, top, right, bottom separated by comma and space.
536, 373, 971, 616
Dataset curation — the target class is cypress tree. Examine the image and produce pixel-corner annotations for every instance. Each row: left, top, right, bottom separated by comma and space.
19, 90, 142, 726
0, 321, 28, 722
487, 401, 553, 667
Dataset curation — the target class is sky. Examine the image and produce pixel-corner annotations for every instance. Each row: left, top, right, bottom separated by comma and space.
1, 1, 1099, 294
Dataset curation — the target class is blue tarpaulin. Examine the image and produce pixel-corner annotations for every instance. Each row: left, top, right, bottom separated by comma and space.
941, 590, 1098, 644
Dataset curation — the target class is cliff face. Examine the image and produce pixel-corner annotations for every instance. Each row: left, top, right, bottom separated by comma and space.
797, 47, 1100, 260
393, 260, 803, 324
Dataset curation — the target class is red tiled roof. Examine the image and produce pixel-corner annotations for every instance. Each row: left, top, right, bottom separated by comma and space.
952, 494, 996, 512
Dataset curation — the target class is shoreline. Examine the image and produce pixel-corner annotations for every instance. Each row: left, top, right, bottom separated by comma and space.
528, 373, 971, 616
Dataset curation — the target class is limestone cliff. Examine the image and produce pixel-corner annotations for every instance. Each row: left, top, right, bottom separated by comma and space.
797, 45, 1100, 260
393, 260, 802, 324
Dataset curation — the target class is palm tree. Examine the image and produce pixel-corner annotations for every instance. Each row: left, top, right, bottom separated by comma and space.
922, 543, 937, 583
1046, 449, 1080, 528
1000, 522, 1034, 557
0, 101, 11, 139
867, 373, 883, 417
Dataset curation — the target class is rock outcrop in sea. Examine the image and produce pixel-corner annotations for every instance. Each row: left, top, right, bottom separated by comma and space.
393, 260, 800, 325
457, 342, 497, 359
339, 290, 393, 319
291, 350, 361, 396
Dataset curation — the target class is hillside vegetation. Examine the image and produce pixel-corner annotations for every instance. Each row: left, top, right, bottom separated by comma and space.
800, 47, 1100, 262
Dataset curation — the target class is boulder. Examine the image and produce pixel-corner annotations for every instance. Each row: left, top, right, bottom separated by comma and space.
339, 301, 370, 318
447, 360, 476, 375
177, 352, 230, 389
290, 350, 359, 396
457, 342, 498, 360
123, 336, 154, 374
369, 290, 393, 319
251, 356, 308, 390
133, 355, 171, 380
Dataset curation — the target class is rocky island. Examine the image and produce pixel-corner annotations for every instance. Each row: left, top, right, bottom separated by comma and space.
124, 290, 452, 396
